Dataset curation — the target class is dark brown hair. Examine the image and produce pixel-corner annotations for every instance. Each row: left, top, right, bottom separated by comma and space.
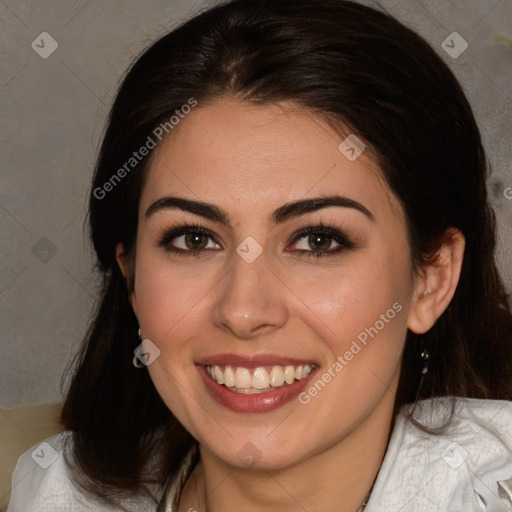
60, 0, 512, 510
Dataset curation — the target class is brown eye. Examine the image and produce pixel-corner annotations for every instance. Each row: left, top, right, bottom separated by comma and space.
287, 224, 355, 259
307, 233, 334, 251
184, 233, 209, 250
294, 233, 340, 252
157, 225, 221, 255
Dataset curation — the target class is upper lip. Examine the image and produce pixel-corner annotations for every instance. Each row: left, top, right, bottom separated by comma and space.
197, 353, 318, 368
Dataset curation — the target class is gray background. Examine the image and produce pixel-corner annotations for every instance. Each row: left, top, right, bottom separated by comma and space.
1, 0, 511, 408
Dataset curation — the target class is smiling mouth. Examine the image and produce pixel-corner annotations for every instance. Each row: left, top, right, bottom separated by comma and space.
205, 364, 315, 394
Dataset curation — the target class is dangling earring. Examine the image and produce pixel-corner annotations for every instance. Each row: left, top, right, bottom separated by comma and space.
419, 290, 430, 375
420, 347, 429, 375
413, 343, 430, 403
133, 327, 144, 368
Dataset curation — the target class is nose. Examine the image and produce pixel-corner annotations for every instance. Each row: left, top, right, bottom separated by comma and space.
212, 253, 289, 340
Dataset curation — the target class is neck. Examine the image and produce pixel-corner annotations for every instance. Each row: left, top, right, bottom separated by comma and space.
179, 391, 396, 512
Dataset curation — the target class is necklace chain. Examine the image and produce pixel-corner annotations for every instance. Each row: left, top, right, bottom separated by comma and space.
177, 461, 374, 512
356, 485, 373, 511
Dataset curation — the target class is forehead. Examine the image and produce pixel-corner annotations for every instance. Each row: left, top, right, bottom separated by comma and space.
141, 98, 402, 224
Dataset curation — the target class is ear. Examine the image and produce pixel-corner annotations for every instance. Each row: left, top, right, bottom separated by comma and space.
407, 228, 465, 334
115, 242, 138, 317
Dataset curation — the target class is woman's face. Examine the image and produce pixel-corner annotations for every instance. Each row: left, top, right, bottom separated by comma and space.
124, 98, 419, 470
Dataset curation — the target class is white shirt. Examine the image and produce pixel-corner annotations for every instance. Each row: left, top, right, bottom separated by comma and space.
7, 397, 512, 511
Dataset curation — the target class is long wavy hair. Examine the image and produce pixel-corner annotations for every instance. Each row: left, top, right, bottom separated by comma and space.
60, 0, 512, 510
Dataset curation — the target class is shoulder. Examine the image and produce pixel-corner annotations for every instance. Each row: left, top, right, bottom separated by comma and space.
366, 397, 512, 512
7, 431, 87, 512
7, 431, 160, 512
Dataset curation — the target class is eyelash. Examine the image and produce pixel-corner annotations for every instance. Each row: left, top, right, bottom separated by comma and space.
156, 221, 355, 260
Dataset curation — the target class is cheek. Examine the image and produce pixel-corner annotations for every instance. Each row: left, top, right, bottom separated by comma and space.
292, 269, 409, 429
289, 256, 412, 413
132, 249, 208, 425
132, 249, 208, 357
292, 255, 409, 346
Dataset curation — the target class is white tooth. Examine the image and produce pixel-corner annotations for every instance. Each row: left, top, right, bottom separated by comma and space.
269, 366, 285, 386
303, 364, 313, 377
235, 367, 251, 389
207, 365, 213, 378
252, 367, 270, 389
224, 365, 235, 387
284, 365, 295, 384
214, 365, 224, 385
232, 388, 270, 394
295, 365, 303, 380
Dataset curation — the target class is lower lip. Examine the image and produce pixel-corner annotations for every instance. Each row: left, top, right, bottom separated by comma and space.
197, 365, 318, 413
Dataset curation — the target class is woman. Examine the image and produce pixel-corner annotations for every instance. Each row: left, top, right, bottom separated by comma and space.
8, 0, 512, 510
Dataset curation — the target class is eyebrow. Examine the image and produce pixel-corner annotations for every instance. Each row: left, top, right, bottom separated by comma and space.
145, 194, 375, 226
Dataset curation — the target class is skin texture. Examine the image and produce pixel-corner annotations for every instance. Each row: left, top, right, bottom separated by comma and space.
117, 98, 465, 512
